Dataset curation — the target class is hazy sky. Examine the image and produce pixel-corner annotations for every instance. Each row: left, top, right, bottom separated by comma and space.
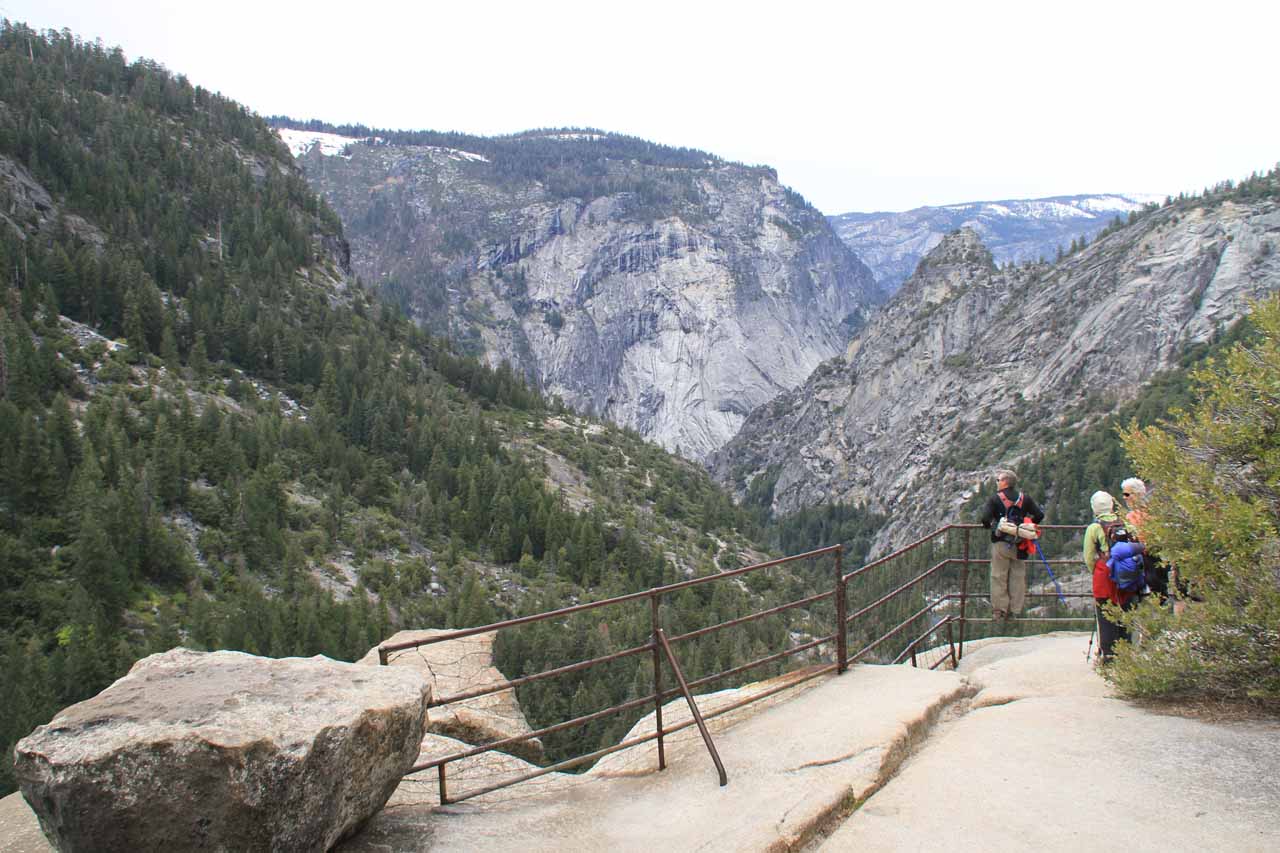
5, 0, 1278, 213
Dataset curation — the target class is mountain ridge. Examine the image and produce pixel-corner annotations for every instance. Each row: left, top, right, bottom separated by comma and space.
830, 192, 1163, 291
271, 118, 884, 460
715, 177, 1280, 549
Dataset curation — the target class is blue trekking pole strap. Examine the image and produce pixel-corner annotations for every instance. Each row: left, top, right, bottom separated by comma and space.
1033, 541, 1068, 605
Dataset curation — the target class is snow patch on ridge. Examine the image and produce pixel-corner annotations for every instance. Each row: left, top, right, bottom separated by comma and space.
429, 147, 489, 163
276, 128, 367, 158
941, 195, 1159, 222
538, 132, 606, 142
1075, 194, 1161, 213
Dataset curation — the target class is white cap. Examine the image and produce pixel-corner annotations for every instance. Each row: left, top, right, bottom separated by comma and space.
1090, 491, 1114, 516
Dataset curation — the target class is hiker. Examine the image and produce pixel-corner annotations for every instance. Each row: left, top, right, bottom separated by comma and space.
979, 469, 1044, 622
1120, 477, 1173, 607
1084, 490, 1140, 663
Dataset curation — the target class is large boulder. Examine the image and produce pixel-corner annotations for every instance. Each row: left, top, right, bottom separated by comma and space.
361, 630, 543, 763
13, 648, 430, 852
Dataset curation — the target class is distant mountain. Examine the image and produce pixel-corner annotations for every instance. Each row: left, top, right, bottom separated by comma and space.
830, 194, 1162, 291
273, 122, 883, 460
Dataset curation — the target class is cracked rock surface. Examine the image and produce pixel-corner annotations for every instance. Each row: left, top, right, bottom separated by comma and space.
341, 663, 968, 852
820, 633, 1280, 852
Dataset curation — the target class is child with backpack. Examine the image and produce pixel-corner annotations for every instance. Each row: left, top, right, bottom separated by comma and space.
1084, 490, 1142, 664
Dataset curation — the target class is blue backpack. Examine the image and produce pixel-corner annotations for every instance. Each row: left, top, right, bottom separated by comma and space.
1104, 523, 1145, 591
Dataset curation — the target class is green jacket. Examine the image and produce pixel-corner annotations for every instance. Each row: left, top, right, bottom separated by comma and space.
1083, 512, 1120, 568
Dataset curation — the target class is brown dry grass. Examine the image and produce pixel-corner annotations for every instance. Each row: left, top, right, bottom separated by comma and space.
1132, 694, 1280, 724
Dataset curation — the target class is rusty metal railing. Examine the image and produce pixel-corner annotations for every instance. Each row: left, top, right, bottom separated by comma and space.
379, 545, 844, 804
844, 524, 1093, 671
377, 524, 1094, 803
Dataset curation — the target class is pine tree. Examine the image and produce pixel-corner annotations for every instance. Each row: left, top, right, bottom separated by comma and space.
189, 331, 208, 377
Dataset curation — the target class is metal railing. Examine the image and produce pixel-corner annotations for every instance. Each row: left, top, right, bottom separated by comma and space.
379, 545, 845, 804
845, 523, 1093, 672
376, 523, 1093, 803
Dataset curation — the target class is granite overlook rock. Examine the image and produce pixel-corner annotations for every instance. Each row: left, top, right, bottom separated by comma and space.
278, 125, 883, 459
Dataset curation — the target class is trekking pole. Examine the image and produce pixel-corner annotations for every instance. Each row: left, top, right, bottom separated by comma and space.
1086, 613, 1097, 661
1031, 541, 1068, 605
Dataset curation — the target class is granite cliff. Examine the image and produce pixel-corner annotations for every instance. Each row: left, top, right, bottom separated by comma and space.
277, 125, 882, 459
715, 187, 1280, 547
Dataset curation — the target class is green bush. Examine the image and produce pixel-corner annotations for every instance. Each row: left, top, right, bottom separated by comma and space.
1114, 295, 1280, 707
95, 356, 131, 383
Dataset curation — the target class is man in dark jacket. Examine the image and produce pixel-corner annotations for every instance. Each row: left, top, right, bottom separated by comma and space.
979, 469, 1045, 621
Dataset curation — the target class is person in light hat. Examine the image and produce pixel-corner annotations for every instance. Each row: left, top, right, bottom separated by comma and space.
1083, 490, 1139, 663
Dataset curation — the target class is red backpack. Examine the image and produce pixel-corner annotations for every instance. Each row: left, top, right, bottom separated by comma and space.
997, 492, 1035, 555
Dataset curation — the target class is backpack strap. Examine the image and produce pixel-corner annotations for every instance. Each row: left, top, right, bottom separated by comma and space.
998, 491, 1024, 511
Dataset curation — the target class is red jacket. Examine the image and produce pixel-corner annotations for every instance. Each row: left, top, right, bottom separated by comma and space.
1093, 558, 1135, 605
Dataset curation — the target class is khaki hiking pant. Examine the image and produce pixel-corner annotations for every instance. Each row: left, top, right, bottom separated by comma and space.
990, 541, 1026, 616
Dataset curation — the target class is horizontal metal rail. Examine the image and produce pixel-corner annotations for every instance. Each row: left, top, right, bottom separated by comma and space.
396, 544, 845, 805
681, 634, 833, 694
845, 558, 951, 624
415, 631, 835, 775
430, 641, 652, 707
439, 662, 837, 805
843, 528, 950, 583
893, 617, 954, 666
667, 589, 833, 645
964, 616, 1095, 623
411, 682, 661, 773
849, 599, 939, 663
427, 589, 836, 709
381, 545, 843, 657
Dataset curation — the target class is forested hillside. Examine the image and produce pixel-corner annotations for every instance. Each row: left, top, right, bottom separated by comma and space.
0, 24, 863, 796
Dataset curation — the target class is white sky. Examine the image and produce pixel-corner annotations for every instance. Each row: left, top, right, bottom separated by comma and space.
4, 0, 1278, 213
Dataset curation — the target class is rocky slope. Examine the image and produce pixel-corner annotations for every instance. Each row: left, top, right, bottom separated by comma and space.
714, 188, 1280, 547
830, 194, 1160, 291
277, 126, 882, 460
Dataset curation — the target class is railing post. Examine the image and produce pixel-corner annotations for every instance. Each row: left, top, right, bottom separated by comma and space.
834, 545, 848, 674
909, 641, 918, 668
438, 764, 449, 805
378, 646, 388, 666
650, 591, 666, 771
946, 617, 957, 669
655, 629, 728, 787
958, 527, 970, 661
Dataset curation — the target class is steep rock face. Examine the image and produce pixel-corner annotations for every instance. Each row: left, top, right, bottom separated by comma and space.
283, 129, 881, 459
0, 154, 106, 248
830, 194, 1159, 291
714, 197, 1280, 548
